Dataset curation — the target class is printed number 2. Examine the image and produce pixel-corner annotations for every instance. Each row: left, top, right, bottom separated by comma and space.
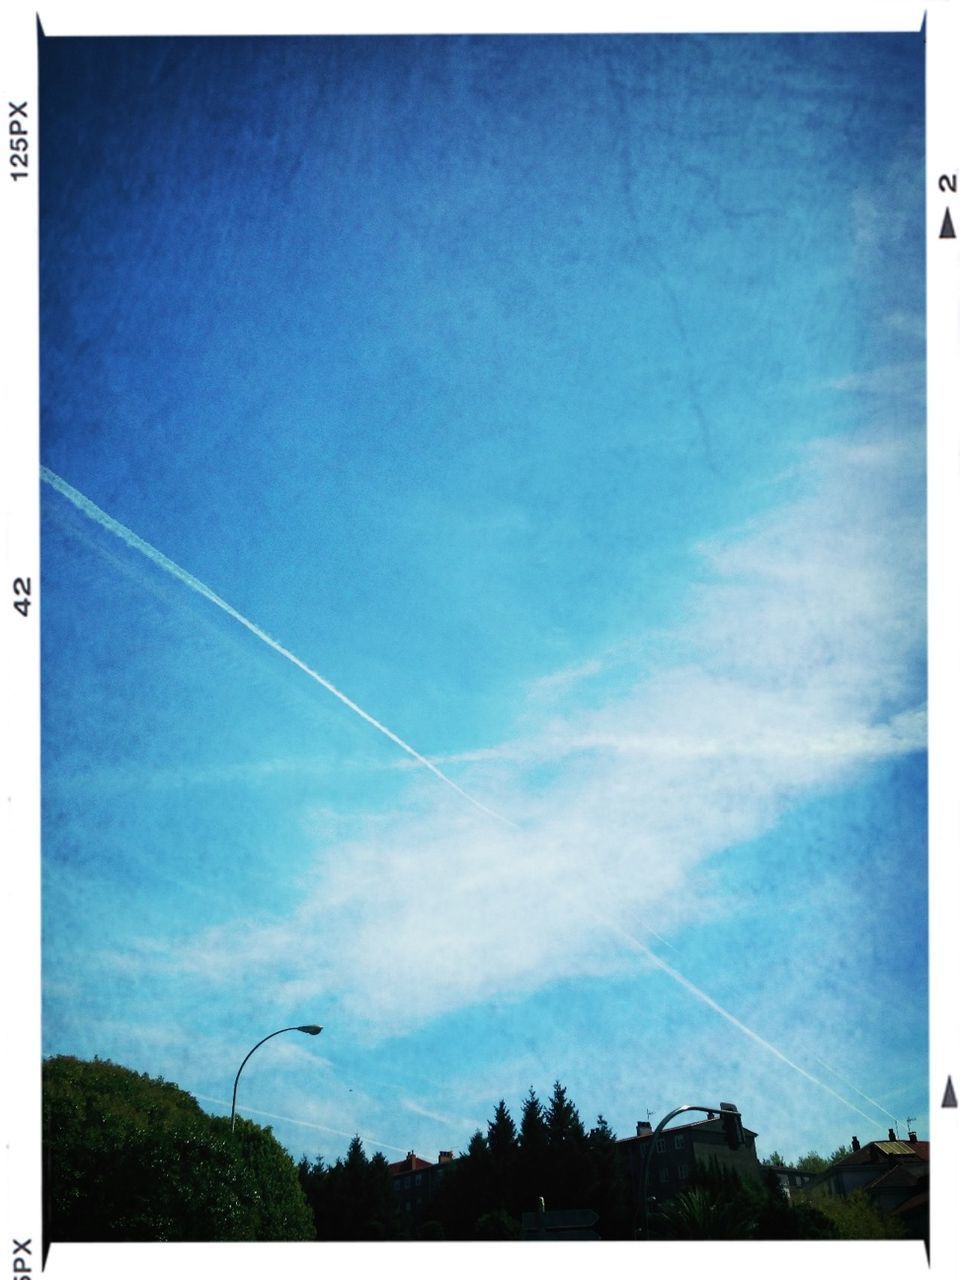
13, 576, 31, 617
939, 174, 958, 193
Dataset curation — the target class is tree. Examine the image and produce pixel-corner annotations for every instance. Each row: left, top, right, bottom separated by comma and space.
542, 1081, 588, 1208
795, 1143, 852, 1172
795, 1150, 830, 1173
518, 1087, 549, 1209
808, 1189, 905, 1239
487, 1099, 518, 1167
545, 1080, 586, 1148
764, 1151, 787, 1166
651, 1159, 837, 1241
652, 1186, 758, 1240
429, 1129, 493, 1240
752, 1168, 836, 1240
43, 1055, 314, 1244
304, 1134, 398, 1240
486, 1099, 519, 1211
474, 1209, 521, 1239
586, 1114, 633, 1239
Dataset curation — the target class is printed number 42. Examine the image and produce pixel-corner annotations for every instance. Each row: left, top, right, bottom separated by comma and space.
13, 576, 31, 616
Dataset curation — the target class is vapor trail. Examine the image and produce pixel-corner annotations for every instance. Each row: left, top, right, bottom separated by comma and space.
807, 1050, 903, 1128
599, 913, 882, 1127
44, 466, 882, 1128
41, 466, 514, 828
192, 1094, 408, 1153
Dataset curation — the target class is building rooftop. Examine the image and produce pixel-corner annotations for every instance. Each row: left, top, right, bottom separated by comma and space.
836, 1139, 928, 1166
387, 1152, 435, 1175
617, 1115, 758, 1145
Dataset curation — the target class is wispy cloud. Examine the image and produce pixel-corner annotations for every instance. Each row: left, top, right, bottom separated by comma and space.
110, 427, 924, 1084
823, 361, 924, 400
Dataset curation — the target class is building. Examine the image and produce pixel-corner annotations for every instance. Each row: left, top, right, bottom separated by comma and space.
617, 1111, 763, 1212
760, 1164, 817, 1200
802, 1131, 929, 1241
387, 1150, 456, 1223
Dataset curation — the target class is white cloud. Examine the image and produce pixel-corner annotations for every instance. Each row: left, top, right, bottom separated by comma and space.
111, 428, 925, 1046
824, 361, 924, 400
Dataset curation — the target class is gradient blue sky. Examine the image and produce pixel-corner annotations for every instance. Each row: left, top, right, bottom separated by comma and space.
40, 31, 926, 1168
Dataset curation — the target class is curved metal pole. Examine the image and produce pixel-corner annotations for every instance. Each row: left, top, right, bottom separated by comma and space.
640, 1103, 730, 1238
230, 1025, 321, 1131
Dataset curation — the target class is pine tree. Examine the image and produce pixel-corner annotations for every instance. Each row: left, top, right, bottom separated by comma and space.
518, 1087, 549, 1212
487, 1099, 519, 1212
439, 1129, 493, 1239
586, 1114, 633, 1239
545, 1080, 586, 1147
544, 1081, 588, 1208
314, 1134, 398, 1240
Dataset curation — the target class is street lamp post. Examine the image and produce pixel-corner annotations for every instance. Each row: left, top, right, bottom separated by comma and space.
230, 1024, 323, 1131
639, 1101, 742, 1238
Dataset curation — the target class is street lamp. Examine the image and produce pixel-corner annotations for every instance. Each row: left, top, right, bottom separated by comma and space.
639, 1101, 742, 1238
230, 1024, 323, 1131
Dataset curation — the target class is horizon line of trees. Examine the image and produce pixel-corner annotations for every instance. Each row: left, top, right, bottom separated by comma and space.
296, 1080, 891, 1241
43, 1055, 906, 1245
762, 1144, 854, 1173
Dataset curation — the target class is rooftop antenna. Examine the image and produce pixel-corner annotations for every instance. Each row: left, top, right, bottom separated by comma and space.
905, 1115, 917, 1136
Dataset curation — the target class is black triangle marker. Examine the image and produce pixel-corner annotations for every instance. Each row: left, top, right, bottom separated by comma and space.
940, 209, 956, 239
943, 1075, 957, 1107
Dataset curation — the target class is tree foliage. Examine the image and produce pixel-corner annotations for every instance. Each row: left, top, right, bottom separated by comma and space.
649, 1159, 836, 1241
429, 1086, 641, 1239
43, 1055, 314, 1243
803, 1189, 906, 1239
298, 1135, 397, 1240
795, 1143, 852, 1173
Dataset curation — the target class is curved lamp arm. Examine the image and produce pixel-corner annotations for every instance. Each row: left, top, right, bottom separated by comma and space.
230, 1024, 322, 1131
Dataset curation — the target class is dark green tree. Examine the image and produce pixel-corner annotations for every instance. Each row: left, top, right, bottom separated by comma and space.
543, 1080, 588, 1208
752, 1167, 836, 1240
474, 1209, 521, 1239
651, 1158, 757, 1240
795, 1145, 852, 1173
795, 1150, 828, 1172
431, 1129, 493, 1240
488, 1099, 518, 1165
518, 1087, 549, 1211
809, 1188, 905, 1239
545, 1080, 586, 1147
486, 1099, 519, 1211
651, 1156, 836, 1241
586, 1114, 633, 1239
308, 1135, 397, 1240
43, 1055, 314, 1244
653, 1185, 758, 1240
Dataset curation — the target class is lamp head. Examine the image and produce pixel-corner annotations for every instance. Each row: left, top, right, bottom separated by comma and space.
298, 1025, 323, 1035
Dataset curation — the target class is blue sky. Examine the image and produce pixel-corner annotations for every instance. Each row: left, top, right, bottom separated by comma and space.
39, 31, 926, 1168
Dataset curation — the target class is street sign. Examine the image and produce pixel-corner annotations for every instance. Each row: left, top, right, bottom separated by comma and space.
521, 1208, 600, 1240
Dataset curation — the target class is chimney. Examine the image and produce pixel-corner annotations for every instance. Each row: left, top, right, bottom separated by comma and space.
888, 1128, 896, 1142
636, 1121, 652, 1136
908, 1131, 918, 1143
852, 1136, 860, 1151
438, 1150, 454, 1164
